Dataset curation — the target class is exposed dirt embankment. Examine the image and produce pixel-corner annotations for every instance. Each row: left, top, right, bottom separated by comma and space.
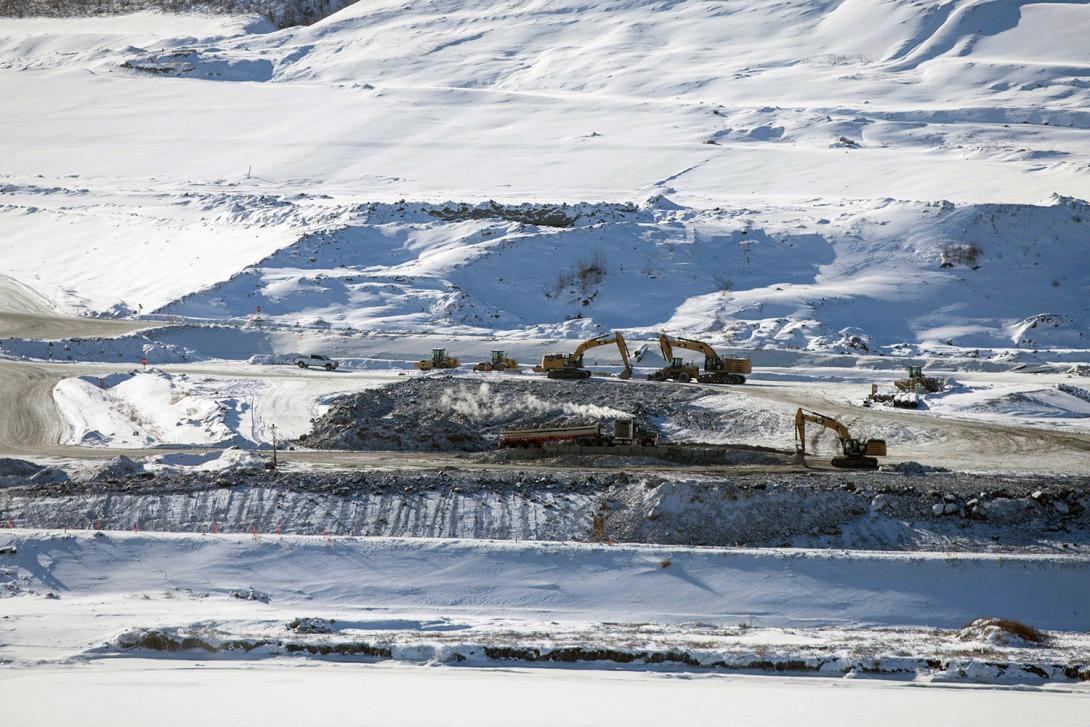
3, 468, 1087, 551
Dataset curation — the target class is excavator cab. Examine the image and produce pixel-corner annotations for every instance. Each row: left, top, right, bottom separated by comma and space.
432, 348, 446, 364
842, 438, 866, 457
906, 365, 923, 379
490, 350, 505, 365
672, 357, 684, 368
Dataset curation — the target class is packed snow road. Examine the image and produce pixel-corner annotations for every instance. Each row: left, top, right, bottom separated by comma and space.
0, 274, 152, 340
6, 661, 1088, 727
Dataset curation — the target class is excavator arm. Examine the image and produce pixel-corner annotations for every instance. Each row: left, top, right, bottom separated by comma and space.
614, 333, 633, 379
571, 333, 622, 364
794, 408, 852, 455
657, 334, 675, 365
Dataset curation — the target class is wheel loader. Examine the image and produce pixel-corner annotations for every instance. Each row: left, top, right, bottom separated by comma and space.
473, 350, 520, 372
647, 334, 751, 384
894, 366, 943, 394
415, 348, 460, 371
533, 332, 633, 380
793, 407, 887, 470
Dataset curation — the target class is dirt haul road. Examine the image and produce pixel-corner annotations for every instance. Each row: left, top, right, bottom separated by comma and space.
0, 275, 153, 340
1, 357, 1089, 474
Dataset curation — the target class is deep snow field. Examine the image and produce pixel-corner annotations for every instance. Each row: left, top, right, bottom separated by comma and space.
3, 0, 1090, 723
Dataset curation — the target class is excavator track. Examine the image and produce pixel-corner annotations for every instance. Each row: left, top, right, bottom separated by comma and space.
831, 456, 879, 470
697, 373, 746, 385
547, 368, 592, 380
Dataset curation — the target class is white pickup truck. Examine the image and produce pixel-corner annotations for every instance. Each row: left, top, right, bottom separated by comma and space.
294, 354, 339, 371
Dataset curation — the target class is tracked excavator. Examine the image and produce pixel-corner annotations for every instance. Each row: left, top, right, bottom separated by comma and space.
793, 408, 887, 470
647, 334, 751, 384
534, 332, 633, 380
473, 350, 520, 372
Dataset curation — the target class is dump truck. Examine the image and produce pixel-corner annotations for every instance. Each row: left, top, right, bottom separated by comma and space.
473, 350, 520, 372
415, 348, 459, 371
647, 334, 751, 384
534, 332, 633, 380
793, 407, 887, 469
499, 418, 657, 448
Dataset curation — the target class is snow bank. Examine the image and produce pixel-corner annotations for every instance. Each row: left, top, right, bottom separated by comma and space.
50, 367, 348, 448
52, 370, 253, 448
3, 531, 1089, 631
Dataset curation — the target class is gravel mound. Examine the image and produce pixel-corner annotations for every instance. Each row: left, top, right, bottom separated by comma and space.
958, 618, 1050, 647
302, 377, 712, 451
87, 455, 146, 480
0, 458, 69, 487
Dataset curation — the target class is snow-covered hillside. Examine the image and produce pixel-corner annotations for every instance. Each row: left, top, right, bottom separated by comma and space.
1, 1, 1088, 355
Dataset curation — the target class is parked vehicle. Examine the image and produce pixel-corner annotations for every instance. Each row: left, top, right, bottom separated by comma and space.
294, 354, 339, 371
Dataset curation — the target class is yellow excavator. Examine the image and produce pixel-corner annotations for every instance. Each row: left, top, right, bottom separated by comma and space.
534, 332, 633, 380
794, 408, 887, 469
415, 348, 460, 371
473, 350, 520, 372
647, 334, 751, 384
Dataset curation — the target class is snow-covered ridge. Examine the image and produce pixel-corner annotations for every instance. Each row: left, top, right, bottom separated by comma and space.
158, 196, 1090, 352
1, 2, 1089, 360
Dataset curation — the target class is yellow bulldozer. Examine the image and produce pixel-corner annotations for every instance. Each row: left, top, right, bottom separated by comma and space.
647, 334, 751, 384
793, 408, 887, 470
534, 332, 633, 380
415, 348, 460, 371
473, 350, 520, 372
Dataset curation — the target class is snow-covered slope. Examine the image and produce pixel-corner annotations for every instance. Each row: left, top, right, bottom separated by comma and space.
1, 2, 1088, 354
159, 197, 1090, 352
